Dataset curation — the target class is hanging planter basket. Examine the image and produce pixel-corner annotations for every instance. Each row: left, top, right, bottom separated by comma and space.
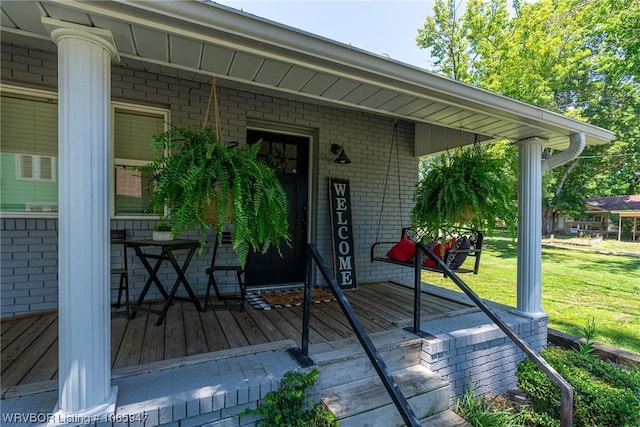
139, 77, 291, 266
411, 143, 516, 233
454, 203, 475, 223
203, 188, 233, 226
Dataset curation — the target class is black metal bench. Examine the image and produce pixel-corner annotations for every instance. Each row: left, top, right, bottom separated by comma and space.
370, 227, 484, 274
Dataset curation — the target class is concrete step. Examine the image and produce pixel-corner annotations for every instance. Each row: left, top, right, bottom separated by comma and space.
311, 329, 424, 389
322, 364, 449, 427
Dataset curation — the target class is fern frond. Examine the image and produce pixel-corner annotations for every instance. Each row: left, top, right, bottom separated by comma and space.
137, 125, 290, 266
412, 144, 517, 233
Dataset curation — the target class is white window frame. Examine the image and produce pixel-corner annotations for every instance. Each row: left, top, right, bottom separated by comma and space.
0, 84, 170, 219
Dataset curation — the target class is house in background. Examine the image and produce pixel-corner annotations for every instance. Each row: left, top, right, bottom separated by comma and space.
558, 195, 640, 240
1, 1, 614, 425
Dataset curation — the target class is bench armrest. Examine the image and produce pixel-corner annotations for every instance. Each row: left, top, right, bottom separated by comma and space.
370, 241, 400, 261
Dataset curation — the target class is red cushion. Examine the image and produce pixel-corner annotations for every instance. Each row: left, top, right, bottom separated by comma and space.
386, 236, 416, 262
424, 238, 456, 267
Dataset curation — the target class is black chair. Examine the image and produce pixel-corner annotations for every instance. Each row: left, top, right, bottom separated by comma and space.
110, 229, 130, 319
204, 231, 246, 311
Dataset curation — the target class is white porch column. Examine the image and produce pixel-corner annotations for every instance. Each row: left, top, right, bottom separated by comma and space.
44, 18, 119, 421
515, 137, 546, 318
618, 215, 622, 241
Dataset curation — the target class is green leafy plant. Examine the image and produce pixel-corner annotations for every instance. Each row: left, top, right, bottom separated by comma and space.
577, 317, 597, 356
239, 368, 338, 427
517, 346, 640, 426
154, 217, 172, 232
141, 125, 290, 265
411, 143, 517, 233
454, 387, 526, 427
266, 143, 290, 173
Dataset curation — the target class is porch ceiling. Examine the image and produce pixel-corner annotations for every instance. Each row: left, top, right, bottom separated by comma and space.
1, 0, 615, 152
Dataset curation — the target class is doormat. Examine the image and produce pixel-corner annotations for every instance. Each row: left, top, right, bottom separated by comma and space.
246, 287, 335, 310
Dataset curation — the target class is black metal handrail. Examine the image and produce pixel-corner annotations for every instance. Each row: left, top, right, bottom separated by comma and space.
302, 243, 421, 427
416, 242, 574, 427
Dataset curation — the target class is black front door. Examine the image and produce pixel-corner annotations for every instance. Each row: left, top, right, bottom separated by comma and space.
245, 130, 309, 287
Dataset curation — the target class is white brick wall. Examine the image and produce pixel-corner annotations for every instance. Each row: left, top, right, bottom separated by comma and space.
1, 43, 417, 317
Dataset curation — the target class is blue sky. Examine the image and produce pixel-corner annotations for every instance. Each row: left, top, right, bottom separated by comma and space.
214, 1, 437, 69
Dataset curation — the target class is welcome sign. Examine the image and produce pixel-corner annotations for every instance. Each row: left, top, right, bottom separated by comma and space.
329, 178, 357, 289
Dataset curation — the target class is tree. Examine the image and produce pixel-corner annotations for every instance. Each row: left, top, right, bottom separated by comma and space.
416, 0, 472, 81
416, 0, 640, 233
577, 0, 640, 196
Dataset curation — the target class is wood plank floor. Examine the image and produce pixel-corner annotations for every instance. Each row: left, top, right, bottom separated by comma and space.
1, 281, 472, 392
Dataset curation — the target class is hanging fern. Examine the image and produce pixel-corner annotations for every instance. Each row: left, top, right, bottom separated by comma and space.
411, 143, 517, 234
140, 125, 290, 266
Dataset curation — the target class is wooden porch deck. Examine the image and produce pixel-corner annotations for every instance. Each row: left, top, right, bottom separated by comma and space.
1, 281, 472, 396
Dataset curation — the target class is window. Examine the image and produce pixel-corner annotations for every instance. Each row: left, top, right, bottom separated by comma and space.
0, 90, 58, 213
112, 104, 168, 216
0, 85, 169, 217
16, 154, 56, 181
577, 213, 598, 222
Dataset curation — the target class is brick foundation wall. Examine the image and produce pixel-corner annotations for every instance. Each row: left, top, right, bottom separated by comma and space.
420, 310, 548, 399
1, 43, 418, 318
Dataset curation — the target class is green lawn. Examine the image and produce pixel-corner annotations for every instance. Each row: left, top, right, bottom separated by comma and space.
422, 233, 640, 354
542, 235, 640, 254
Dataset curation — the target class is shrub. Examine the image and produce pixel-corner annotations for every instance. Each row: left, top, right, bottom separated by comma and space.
517, 347, 640, 426
239, 368, 337, 427
522, 411, 560, 427
455, 387, 526, 427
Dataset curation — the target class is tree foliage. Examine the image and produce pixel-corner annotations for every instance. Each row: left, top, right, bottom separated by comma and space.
416, 0, 640, 232
416, 0, 472, 80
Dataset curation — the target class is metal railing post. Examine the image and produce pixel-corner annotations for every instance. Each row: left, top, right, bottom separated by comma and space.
301, 245, 312, 357
413, 249, 422, 334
